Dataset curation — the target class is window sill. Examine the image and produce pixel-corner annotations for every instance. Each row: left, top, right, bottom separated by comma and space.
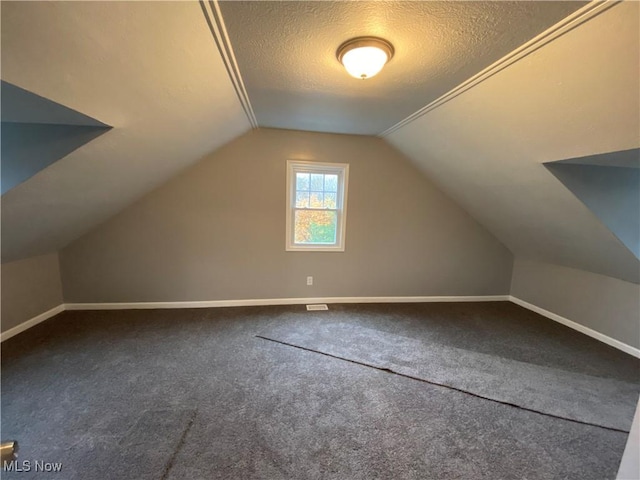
286, 245, 345, 252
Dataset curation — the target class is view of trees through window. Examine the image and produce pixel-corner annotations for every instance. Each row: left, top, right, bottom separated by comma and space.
294, 172, 338, 244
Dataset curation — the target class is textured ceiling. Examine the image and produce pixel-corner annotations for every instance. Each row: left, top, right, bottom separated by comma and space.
219, 1, 586, 135
1, 1, 250, 261
3, 0, 635, 291
386, 2, 640, 283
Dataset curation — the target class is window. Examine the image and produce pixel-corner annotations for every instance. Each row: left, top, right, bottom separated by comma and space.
286, 160, 349, 251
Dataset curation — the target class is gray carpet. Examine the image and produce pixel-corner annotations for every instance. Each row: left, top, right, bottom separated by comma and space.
71, 409, 196, 480
260, 322, 639, 431
2, 302, 639, 479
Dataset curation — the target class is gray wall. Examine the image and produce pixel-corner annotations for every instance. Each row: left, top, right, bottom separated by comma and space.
60, 128, 513, 302
511, 258, 640, 349
1, 80, 111, 194
1, 253, 63, 332
545, 164, 639, 259
1, 122, 110, 194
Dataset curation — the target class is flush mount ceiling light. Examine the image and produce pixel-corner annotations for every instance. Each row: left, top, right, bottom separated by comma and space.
337, 37, 394, 80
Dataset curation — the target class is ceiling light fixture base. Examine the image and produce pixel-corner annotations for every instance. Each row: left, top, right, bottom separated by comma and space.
336, 37, 394, 80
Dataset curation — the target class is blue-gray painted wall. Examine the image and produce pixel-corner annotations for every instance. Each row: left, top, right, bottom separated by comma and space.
546, 162, 640, 259
1, 81, 111, 194
1, 81, 108, 126
1, 122, 110, 194
551, 148, 640, 169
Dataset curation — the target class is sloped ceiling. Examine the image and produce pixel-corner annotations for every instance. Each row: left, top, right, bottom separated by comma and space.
385, 2, 640, 283
1, 1, 250, 261
218, 1, 586, 135
2, 0, 637, 290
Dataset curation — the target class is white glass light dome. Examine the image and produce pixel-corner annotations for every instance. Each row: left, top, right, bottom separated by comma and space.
337, 37, 394, 80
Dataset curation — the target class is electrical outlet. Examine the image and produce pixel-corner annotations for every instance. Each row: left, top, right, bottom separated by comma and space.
306, 276, 313, 286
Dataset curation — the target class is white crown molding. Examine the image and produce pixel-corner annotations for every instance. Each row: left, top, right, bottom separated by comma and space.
0, 304, 65, 342
379, 0, 620, 137
3, 294, 638, 359
510, 295, 640, 359
200, 0, 258, 128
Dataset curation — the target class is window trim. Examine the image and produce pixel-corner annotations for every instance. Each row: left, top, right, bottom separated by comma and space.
285, 160, 349, 252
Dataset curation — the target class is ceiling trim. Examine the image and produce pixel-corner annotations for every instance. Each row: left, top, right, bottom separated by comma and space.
199, 0, 258, 129
379, 0, 619, 138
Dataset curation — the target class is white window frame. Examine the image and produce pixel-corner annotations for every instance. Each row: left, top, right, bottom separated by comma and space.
286, 160, 349, 252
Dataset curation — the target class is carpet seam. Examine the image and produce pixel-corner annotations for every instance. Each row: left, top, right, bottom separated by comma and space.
255, 335, 630, 434
160, 410, 197, 480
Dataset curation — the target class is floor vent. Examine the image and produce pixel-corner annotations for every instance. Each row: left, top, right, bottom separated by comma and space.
306, 304, 329, 311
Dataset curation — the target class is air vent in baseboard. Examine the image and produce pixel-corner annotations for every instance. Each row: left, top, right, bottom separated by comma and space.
306, 304, 328, 311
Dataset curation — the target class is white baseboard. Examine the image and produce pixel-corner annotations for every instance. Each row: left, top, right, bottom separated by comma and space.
0, 296, 508, 342
4, 296, 638, 359
0, 304, 65, 342
64, 295, 510, 311
509, 296, 640, 359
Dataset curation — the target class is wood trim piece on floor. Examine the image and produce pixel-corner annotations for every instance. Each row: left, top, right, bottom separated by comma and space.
0, 304, 65, 342
509, 296, 640, 359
